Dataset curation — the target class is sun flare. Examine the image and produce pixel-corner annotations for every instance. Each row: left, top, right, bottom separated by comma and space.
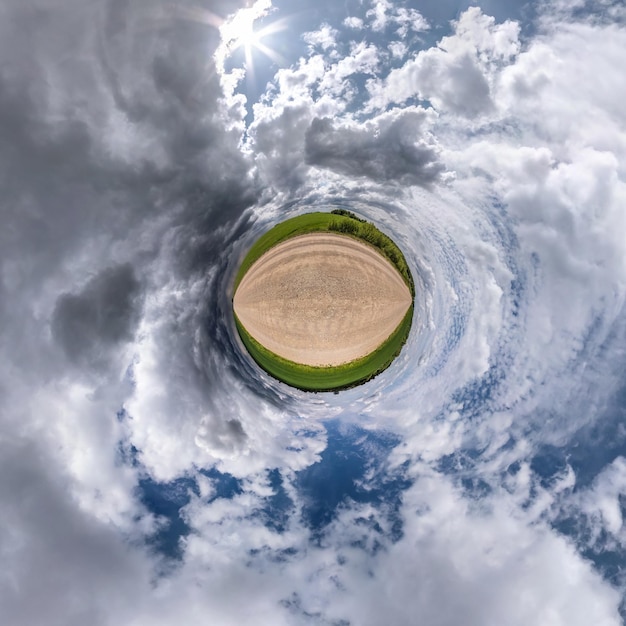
231, 18, 262, 52
214, 0, 287, 75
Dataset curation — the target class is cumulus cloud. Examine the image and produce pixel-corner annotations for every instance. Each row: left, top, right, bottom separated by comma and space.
308, 473, 622, 626
344, 16, 364, 30
302, 23, 338, 51
304, 107, 445, 185
367, 7, 520, 117
388, 40, 408, 59
52, 263, 142, 367
365, 0, 428, 35
0, 437, 154, 626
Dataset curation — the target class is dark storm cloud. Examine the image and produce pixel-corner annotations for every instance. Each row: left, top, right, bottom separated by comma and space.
52, 263, 142, 365
0, 0, 268, 609
304, 109, 445, 186
0, 0, 257, 368
0, 437, 150, 626
0, 0, 254, 273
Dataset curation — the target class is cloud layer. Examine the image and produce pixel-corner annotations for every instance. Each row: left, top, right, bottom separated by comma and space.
2, 0, 626, 624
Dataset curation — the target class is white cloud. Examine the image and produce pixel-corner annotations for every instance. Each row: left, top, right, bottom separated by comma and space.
246, 40, 382, 191
366, 0, 392, 32
565, 456, 626, 547
161, 469, 623, 625
394, 6, 430, 37
302, 473, 621, 626
0, 437, 155, 626
303, 23, 338, 51
344, 16, 364, 30
320, 41, 381, 91
388, 40, 407, 58
364, 0, 429, 35
367, 7, 520, 117
437, 17, 626, 442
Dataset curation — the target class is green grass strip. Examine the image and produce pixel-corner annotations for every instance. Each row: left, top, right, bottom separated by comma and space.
233, 210, 414, 296
234, 305, 414, 392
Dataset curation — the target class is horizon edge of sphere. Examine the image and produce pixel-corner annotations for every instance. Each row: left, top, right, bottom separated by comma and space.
232, 220, 414, 387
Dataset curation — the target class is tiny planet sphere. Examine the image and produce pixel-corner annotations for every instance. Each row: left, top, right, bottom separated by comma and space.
232, 212, 414, 391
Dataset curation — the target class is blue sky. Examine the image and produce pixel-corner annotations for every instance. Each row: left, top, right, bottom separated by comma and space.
2, 0, 626, 624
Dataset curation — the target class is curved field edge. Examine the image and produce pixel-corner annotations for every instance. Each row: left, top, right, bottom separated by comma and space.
233, 305, 414, 392
233, 210, 415, 296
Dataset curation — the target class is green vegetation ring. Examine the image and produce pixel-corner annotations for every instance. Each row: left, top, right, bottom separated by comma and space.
232, 210, 414, 391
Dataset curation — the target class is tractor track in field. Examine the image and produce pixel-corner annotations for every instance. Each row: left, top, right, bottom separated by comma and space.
233, 233, 413, 367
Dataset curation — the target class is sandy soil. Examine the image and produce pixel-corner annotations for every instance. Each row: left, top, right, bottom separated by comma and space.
233, 233, 413, 367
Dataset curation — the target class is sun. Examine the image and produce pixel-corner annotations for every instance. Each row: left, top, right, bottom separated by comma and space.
231, 18, 263, 54
215, 0, 286, 76
220, 3, 265, 53
227, 15, 264, 71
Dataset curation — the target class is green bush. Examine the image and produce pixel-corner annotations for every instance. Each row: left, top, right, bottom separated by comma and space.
330, 208, 366, 222
327, 215, 414, 296
234, 211, 414, 295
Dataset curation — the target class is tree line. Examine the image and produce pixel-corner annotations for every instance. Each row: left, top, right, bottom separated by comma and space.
327, 213, 414, 296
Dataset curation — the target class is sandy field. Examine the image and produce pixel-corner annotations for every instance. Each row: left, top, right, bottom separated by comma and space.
233, 233, 413, 367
